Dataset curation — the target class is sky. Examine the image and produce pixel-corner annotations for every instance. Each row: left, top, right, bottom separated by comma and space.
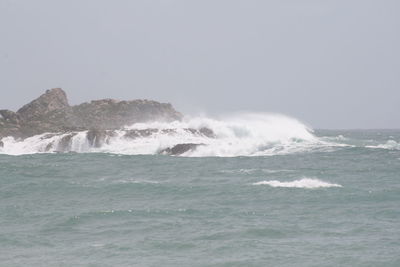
0, 0, 399, 129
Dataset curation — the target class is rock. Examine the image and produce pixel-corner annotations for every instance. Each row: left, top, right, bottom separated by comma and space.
0, 88, 183, 139
71, 99, 182, 129
122, 128, 215, 140
0, 110, 20, 124
45, 142, 54, 152
56, 133, 77, 152
183, 127, 215, 138
199, 127, 215, 138
124, 129, 159, 139
40, 133, 58, 140
0, 140, 3, 148
17, 88, 69, 120
160, 143, 204, 155
86, 129, 116, 147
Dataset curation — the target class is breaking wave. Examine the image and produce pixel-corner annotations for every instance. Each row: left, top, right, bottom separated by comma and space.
220, 169, 294, 174
253, 178, 342, 189
0, 113, 339, 157
366, 140, 400, 150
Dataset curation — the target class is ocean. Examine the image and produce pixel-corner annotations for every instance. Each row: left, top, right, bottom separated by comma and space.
0, 115, 399, 266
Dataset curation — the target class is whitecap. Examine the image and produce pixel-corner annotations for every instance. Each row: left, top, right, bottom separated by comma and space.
253, 178, 342, 189
220, 168, 294, 174
366, 140, 400, 150
112, 179, 161, 185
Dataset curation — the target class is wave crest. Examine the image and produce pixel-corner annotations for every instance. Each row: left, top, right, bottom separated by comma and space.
253, 178, 342, 189
366, 140, 400, 150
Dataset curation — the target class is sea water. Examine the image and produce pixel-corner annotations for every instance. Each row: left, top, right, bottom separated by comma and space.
0, 115, 399, 266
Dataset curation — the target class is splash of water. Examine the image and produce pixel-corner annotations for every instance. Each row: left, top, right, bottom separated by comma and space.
0, 113, 335, 156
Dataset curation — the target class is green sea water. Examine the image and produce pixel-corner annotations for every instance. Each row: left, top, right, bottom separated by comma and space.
1, 130, 400, 266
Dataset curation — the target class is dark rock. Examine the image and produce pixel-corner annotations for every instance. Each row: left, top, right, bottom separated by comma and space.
0, 110, 21, 124
41, 133, 58, 140
124, 129, 159, 139
199, 127, 215, 138
160, 143, 204, 155
56, 133, 77, 152
0, 140, 3, 148
86, 129, 115, 147
45, 142, 54, 152
183, 127, 215, 138
123, 128, 215, 140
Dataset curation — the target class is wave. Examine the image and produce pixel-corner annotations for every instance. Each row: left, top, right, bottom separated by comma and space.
366, 140, 400, 150
0, 113, 340, 157
253, 178, 342, 189
220, 169, 294, 174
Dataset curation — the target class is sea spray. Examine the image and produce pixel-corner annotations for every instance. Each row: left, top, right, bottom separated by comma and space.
0, 113, 336, 156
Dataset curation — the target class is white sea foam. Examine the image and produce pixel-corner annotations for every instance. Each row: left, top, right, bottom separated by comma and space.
0, 113, 341, 157
253, 178, 342, 188
220, 169, 294, 174
366, 140, 400, 150
112, 179, 161, 185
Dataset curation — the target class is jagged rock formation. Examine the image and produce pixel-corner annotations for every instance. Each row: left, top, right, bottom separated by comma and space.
0, 88, 217, 155
17, 88, 70, 121
0, 88, 183, 139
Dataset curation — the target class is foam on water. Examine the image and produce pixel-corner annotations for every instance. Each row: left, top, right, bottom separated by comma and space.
0, 113, 340, 157
366, 140, 400, 150
111, 179, 161, 185
220, 169, 294, 174
253, 178, 342, 188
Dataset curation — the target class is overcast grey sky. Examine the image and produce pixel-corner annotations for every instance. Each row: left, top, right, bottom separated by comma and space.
0, 0, 399, 129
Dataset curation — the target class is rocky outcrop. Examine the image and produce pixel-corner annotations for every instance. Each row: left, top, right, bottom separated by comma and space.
17, 88, 69, 120
72, 99, 181, 129
0, 88, 183, 139
160, 143, 204, 155
0, 88, 217, 155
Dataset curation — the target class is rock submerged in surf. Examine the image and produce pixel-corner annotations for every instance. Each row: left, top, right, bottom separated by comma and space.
159, 143, 204, 155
